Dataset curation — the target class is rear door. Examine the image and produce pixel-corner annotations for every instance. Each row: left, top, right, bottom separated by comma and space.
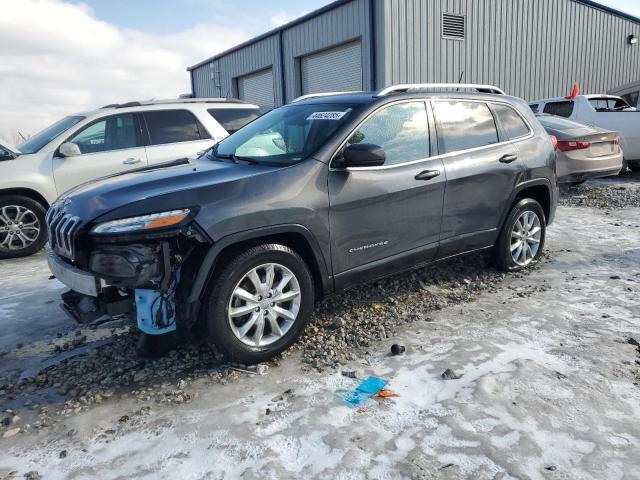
328, 100, 445, 282
142, 109, 213, 165
52, 113, 148, 194
432, 100, 526, 255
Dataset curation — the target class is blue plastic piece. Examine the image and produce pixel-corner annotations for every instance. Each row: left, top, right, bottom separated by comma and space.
340, 376, 388, 408
135, 288, 176, 335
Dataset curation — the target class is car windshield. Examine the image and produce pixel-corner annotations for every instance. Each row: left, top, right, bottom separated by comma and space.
213, 103, 360, 165
19, 115, 85, 154
537, 115, 589, 131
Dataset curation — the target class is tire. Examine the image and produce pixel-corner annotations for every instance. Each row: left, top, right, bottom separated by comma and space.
628, 162, 640, 172
495, 198, 546, 272
0, 195, 48, 259
203, 243, 315, 364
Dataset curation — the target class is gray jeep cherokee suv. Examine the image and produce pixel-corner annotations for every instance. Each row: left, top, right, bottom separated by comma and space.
46, 84, 558, 364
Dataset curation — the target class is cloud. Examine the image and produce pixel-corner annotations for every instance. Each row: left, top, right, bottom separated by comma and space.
0, 0, 251, 140
270, 10, 308, 28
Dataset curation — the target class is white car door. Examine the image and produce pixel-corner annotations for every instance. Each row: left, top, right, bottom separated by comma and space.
141, 109, 215, 165
52, 113, 148, 195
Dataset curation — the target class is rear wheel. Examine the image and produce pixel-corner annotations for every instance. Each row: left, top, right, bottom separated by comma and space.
0, 196, 47, 259
628, 162, 640, 172
495, 198, 546, 272
203, 244, 314, 364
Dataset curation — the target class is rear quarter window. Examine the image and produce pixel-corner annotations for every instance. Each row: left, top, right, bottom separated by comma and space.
433, 101, 499, 154
208, 108, 261, 134
492, 104, 531, 140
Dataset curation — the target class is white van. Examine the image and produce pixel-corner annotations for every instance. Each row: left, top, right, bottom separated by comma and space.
529, 92, 640, 172
0, 98, 261, 259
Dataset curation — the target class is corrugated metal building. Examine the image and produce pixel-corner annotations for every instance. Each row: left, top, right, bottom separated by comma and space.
187, 0, 640, 108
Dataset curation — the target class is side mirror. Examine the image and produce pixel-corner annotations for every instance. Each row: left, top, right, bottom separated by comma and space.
58, 142, 81, 158
341, 143, 386, 168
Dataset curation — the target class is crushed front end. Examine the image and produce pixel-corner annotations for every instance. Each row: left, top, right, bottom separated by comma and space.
46, 203, 210, 338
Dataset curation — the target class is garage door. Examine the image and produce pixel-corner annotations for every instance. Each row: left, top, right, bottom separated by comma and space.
237, 68, 275, 109
301, 41, 363, 95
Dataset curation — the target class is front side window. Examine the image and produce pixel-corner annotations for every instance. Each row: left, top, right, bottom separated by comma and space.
433, 101, 499, 154
347, 102, 430, 166
543, 101, 574, 118
493, 104, 530, 140
19, 115, 85, 154
208, 108, 262, 134
68, 114, 139, 154
214, 103, 360, 166
144, 110, 210, 146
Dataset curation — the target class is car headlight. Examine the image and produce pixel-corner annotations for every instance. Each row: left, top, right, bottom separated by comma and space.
91, 209, 190, 234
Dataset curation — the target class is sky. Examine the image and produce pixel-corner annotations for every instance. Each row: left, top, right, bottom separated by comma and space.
1, 0, 639, 143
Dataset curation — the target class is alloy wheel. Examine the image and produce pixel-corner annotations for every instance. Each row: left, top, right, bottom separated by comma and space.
0, 205, 41, 252
227, 263, 301, 347
510, 210, 542, 266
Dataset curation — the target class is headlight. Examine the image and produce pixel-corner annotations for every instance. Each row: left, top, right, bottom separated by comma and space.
91, 209, 190, 234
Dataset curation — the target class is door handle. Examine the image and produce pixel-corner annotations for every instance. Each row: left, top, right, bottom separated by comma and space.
415, 169, 441, 181
499, 154, 518, 164
123, 158, 142, 165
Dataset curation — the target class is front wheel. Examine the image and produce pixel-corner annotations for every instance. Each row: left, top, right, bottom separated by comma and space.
495, 198, 546, 272
203, 243, 315, 364
0, 196, 48, 259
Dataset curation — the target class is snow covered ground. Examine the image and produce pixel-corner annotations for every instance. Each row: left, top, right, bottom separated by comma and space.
0, 201, 639, 479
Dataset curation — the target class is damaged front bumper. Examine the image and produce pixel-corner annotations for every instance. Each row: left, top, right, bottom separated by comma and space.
50, 240, 192, 336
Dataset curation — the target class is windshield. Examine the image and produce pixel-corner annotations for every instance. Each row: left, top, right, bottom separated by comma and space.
19, 115, 85, 154
214, 103, 360, 165
537, 115, 589, 131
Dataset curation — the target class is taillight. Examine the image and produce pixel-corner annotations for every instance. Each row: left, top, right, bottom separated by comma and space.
556, 140, 591, 151
613, 136, 620, 145
550, 135, 558, 149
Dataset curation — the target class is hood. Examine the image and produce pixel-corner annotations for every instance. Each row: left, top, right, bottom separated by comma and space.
57, 156, 278, 222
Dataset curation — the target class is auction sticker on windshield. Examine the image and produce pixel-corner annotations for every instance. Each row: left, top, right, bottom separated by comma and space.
307, 111, 348, 120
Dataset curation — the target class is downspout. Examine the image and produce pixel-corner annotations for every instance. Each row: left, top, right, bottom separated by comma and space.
369, 0, 377, 90
279, 30, 287, 105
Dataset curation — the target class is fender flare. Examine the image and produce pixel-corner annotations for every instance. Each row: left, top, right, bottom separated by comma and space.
499, 178, 555, 230
187, 223, 332, 304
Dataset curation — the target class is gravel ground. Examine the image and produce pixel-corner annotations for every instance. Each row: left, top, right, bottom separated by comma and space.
0, 176, 638, 479
559, 171, 640, 209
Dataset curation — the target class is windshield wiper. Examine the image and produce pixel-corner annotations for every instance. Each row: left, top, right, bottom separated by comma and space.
214, 152, 259, 165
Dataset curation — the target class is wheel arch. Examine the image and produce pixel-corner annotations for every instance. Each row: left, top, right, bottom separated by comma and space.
502, 179, 553, 229
0, 188, 50, 209
187, 224, 332, 308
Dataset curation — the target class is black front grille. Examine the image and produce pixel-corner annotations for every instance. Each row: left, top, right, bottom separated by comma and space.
46, 205, 81, 259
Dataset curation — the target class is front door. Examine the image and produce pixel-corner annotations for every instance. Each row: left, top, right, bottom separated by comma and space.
52, 113, 148, 195
328, 101, 445, 284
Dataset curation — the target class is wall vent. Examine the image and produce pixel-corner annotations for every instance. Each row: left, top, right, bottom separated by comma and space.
442, 13, 465, 40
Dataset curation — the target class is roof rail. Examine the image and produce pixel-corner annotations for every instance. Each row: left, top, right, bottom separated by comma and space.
291, 91, 362, 103
106, 98, 248, 109
376, 83, 506, 97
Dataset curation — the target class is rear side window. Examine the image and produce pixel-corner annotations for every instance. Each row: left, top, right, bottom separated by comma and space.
68, 114, 141, 154
589, 97, 630, 111
143, 110, 210, 146
347, 101, 430, 166
543, 101, 574, 117
208, 108, 261, 134
433, 101, 499, 154
492, 104, 530, 140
